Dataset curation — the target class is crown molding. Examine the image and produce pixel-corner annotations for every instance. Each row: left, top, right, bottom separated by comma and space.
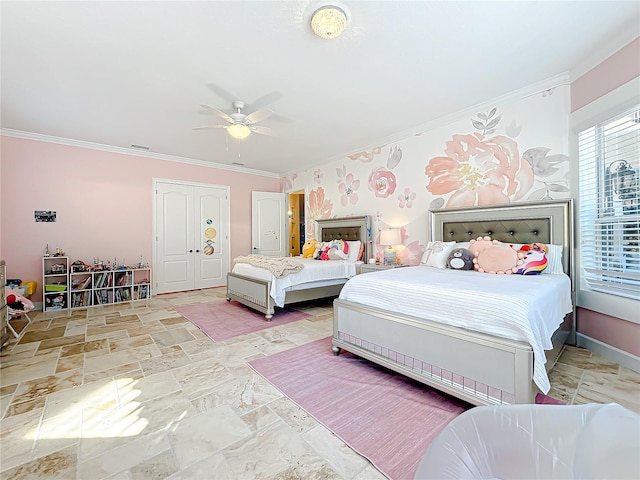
0, 129, 280, 179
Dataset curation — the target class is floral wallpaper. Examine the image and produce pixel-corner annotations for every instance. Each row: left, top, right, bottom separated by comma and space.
281, 85, 570, 264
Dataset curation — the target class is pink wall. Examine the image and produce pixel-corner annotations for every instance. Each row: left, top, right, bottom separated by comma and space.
571, 37, 640, 112
570, 36, 640, 356
0, 136, 279, 302
577, 309, 640, 357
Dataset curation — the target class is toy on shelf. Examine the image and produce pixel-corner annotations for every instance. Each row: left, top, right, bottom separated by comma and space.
6, 287, 35, 339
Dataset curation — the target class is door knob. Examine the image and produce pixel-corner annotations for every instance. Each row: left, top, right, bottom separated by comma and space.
195, 249, 200, 253
189, 249, 193, 253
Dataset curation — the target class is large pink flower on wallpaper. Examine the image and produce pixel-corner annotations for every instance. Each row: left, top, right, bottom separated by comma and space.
307, 187, 333, 237
338, 173, 360, 206
425, 134, 534, 207
368, 167, 397, 198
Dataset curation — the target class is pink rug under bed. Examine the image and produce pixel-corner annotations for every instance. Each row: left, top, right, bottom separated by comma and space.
174, 300, 310, 341
249, 336, 566, 479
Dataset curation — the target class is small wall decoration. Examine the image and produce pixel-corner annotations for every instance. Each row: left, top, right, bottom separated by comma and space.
35, 210, 56, 222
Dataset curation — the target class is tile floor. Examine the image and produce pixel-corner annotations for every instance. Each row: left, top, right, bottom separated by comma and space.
1, 288, 639, 479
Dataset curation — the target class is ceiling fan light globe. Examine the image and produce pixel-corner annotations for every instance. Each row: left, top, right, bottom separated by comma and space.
227, 123, 251, 139
311, 6, 347, 39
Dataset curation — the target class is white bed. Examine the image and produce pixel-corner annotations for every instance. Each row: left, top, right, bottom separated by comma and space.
332, 200, 575, 406
226, 216, 372, 320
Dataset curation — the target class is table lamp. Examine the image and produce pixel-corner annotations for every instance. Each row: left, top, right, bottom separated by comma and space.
380, 228, 401, 265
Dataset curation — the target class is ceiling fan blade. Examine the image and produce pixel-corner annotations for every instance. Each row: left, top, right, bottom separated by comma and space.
268, 112, 293, 124
200, 104, 233, 123
245, 108, 273, 125
251, 125, 276, 136
206, 83, 237, 104
248, 91, 282, 110
193, 125, 227, 130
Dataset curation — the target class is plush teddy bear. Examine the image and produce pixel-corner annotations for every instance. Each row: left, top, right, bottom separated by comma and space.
447, 248, 475, 270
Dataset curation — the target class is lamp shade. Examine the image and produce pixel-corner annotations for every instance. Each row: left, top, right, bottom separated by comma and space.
227, 123, 251, 139
379, 228, 401, 246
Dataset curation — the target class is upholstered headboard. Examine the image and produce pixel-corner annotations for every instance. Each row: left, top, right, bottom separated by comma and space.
316, 216, 372, 261
430, 200, 573, 277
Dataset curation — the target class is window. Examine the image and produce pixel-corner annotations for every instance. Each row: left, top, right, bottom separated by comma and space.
578, 105, 640, 301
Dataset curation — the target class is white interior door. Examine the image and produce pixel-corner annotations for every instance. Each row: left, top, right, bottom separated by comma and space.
156, 182, 194, 294
252, 191, 286, 257
155, 180, 230, 294
194, 186, 229, 289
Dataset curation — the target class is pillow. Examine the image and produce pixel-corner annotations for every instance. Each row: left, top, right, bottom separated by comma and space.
513, 243, 548, 275
509, 243, 564, 275
327, 239, 349, 260
345, 241, 362, 262
302, 239, 317, 258
468, 236, 495, 257
420, 241, 456, 268
473, 242, 524, 274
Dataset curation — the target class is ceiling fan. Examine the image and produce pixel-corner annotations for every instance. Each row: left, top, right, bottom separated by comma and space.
194, 100, 275, 139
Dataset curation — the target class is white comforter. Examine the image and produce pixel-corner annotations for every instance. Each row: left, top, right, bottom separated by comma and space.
232, 258, 358, 308
339, 266, 573, 393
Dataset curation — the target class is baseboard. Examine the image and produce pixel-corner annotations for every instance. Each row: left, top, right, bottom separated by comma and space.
577, 333, 640, 373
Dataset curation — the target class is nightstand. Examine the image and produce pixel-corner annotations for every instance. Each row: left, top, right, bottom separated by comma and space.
360, 263, 406, 274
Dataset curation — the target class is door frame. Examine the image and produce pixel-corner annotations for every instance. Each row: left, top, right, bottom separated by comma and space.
152, 177, 231, 294
287, 189, 305, 256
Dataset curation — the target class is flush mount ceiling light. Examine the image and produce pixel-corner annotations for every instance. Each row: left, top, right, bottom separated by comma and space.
311, 5, 348, 39
226, 123, 251, 139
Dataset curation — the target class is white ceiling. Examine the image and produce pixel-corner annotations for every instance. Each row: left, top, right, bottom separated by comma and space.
2, 1, 639, 176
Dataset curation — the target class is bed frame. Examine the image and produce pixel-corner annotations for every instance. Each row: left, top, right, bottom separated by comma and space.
332, 200, 574, 406
226, 216, 372, 320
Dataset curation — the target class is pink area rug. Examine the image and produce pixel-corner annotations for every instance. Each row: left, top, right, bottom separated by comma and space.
174, 300, 311, 341
249, 337, 469, 480
535, 392, 566, 405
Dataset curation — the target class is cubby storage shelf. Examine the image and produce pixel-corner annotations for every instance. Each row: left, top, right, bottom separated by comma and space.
69, 268, 152, 309
43, 257, 152, 312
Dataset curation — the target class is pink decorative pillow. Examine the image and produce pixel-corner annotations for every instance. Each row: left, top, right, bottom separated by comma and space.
468, 236, 495, 257
473, 241, 524, 274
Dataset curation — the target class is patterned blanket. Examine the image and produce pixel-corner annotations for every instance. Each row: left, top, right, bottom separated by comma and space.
233, 254, 304, 278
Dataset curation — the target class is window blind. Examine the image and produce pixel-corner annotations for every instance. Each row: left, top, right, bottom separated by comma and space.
578, 105, 640, 301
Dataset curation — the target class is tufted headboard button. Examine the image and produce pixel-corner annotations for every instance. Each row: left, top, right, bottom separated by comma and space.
487, 231, 492, 235
467, 231, 472, 236
533, 231, 538, 235
509, 231, 514, 235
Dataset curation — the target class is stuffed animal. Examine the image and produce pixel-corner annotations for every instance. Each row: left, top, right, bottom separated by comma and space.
468, 236, 495, 257
327, 239, 349, 260
447, 248, 475, 270
6, 287, 35, 312
302, 239, 317, 258
472, 238, 524, 274
514, 243, 549, 274
319, 244, 332, 260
